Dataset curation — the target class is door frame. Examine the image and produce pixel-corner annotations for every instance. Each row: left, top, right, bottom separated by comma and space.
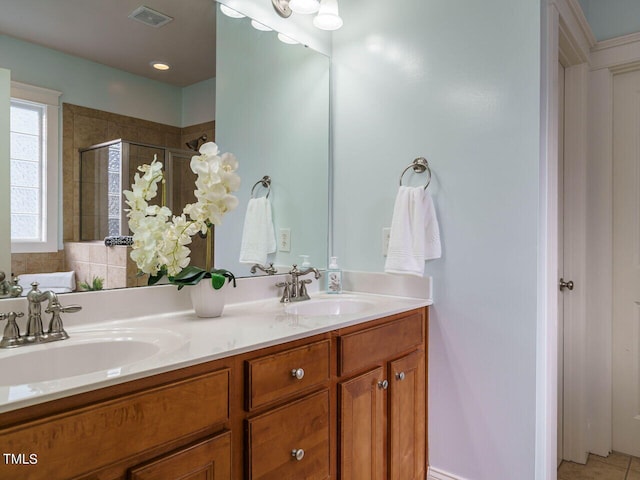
587, 30, 640, 457
540, 0, 592, 476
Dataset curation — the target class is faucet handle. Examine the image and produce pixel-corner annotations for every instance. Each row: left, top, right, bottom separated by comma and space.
47, 304, 82, 314
276, 281, 292, 303
45, 303, 80, 339
0, 312, 25, 348
298, 279, 313, 300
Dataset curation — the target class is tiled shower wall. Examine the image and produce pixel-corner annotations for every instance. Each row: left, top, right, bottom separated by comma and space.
63, 103, 215, 242
64, 242, 147, 290
11, 251, 65, 277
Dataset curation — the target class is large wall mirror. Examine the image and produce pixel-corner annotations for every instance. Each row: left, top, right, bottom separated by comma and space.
0, 0, 330, 297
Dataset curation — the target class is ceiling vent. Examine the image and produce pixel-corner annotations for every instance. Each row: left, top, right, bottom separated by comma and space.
128, 6, 174, 28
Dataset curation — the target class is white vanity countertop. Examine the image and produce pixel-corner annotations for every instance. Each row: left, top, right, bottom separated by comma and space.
0, 291, 431, 413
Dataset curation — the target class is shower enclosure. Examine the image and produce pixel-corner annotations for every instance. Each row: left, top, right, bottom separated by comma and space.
79, 139, 206, 265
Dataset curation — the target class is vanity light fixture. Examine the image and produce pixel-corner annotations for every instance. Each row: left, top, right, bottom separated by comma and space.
150, 61, 171, 71
220, 4, 246, 18
289, 0, 319, 15
313, 0, 343, 30
251, 19, 273, 31
271, 0, 342, 30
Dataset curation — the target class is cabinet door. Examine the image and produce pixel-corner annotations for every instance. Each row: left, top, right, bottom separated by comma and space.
388, 351, 426, 480
338, 367, 385, 480
129, 431, 231, 480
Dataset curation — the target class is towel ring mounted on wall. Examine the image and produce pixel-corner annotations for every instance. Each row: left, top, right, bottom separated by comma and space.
399, 157, 432, 190
251, 175, 272, 198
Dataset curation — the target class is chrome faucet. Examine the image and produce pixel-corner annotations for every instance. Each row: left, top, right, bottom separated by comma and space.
276, 265, 320, 303
0, 282, 82, 348
0, 271, 23, 298
250, 263, 278, 275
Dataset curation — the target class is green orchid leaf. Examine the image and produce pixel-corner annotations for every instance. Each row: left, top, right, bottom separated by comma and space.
210, 273, 226, 289
172, 265, 205, 280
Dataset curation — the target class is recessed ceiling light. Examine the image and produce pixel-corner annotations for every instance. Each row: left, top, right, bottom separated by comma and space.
151, 61, 171, 71
220, 4, 245, 18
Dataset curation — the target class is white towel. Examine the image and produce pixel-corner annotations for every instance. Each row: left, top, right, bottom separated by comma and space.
239, 197, 277, 265
384, 186, 441, 277
17, 271, 76, 295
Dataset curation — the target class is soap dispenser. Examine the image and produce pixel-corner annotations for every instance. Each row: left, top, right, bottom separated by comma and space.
326, 256, 342, 294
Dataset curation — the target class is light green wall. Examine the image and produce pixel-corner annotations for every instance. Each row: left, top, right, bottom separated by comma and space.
215, 10, 330, 275
0, 35, 184, 126
332, 0, 540, 478
182, 77, 216, 126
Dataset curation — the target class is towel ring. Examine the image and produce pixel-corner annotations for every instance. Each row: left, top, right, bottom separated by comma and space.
251, 175, 271, 198
399, 157, 431, 190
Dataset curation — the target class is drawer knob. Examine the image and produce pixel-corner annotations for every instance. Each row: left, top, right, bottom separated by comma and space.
291, 368, 305, 380
396, 372, 406, 381
378, 379, 389, 390
291, 448, 305, 461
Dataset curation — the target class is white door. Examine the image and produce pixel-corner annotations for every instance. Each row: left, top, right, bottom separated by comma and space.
557, 60, 565, 467
612, 69, 640, 457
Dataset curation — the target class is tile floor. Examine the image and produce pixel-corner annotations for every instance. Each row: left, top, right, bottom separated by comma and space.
558, 452, 640, 479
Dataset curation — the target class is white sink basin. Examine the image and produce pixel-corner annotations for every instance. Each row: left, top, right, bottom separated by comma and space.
0, 328, 186, 386
285, 298, 375, 316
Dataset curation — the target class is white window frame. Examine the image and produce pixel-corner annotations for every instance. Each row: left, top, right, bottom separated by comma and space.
10, 81, 61, 253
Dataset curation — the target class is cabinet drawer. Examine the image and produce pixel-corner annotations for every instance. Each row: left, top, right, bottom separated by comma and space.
246, 339, 330, 410
129, 430, 231, 480
339, 312, 424, 376
0, 369, 229, 480
246, 389, 330, 480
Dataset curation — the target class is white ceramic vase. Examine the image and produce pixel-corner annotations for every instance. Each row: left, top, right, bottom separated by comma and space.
189, 280, 227, 318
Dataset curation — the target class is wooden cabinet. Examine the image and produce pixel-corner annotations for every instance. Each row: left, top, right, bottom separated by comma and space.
338, 367, 385, 480
244, 339, 331, 479
0, 369, 229, 480
338, 311, 427, 480
245, 339, 330, 411
246, 390, 330, 480
129, 431, 231, 480
388, 351, 426, 480
0, 307, 427, 480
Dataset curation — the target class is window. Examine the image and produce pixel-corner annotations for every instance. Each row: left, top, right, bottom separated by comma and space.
10, 82, 61, 253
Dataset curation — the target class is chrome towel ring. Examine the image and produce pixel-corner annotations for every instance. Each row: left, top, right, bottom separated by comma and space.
250, 175, 272, 198
399, 157, 431, 190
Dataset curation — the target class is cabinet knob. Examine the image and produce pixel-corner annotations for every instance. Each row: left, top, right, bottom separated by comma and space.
396, 372, 406, 381
291, 448, 305, 461
378, 379, 389, 390
291, 368, 305, 380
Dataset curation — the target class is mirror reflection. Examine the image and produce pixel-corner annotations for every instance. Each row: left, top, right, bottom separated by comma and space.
0, 0, 330, 296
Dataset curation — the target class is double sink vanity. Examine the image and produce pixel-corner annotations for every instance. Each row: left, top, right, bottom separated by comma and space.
0, 275, 431, 479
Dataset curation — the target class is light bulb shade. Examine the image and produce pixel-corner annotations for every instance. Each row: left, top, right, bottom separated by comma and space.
289, 0, 320, 14
219, 4, 245, 18
277, 32, 299, 44
313, 0, 343, 30
251, 19, 272, 31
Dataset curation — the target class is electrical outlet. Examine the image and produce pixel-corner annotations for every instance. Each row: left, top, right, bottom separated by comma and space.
382, 227, 391, 256
279, 228, 291, 252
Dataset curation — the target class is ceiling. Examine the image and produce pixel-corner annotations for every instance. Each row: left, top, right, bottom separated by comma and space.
0, 0, 217, 87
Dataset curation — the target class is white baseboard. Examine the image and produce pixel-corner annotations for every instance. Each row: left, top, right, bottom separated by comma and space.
428, 466, 469, 480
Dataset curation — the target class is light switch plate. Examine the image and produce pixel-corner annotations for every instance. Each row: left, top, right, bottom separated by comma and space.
279, 228, 291, 252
